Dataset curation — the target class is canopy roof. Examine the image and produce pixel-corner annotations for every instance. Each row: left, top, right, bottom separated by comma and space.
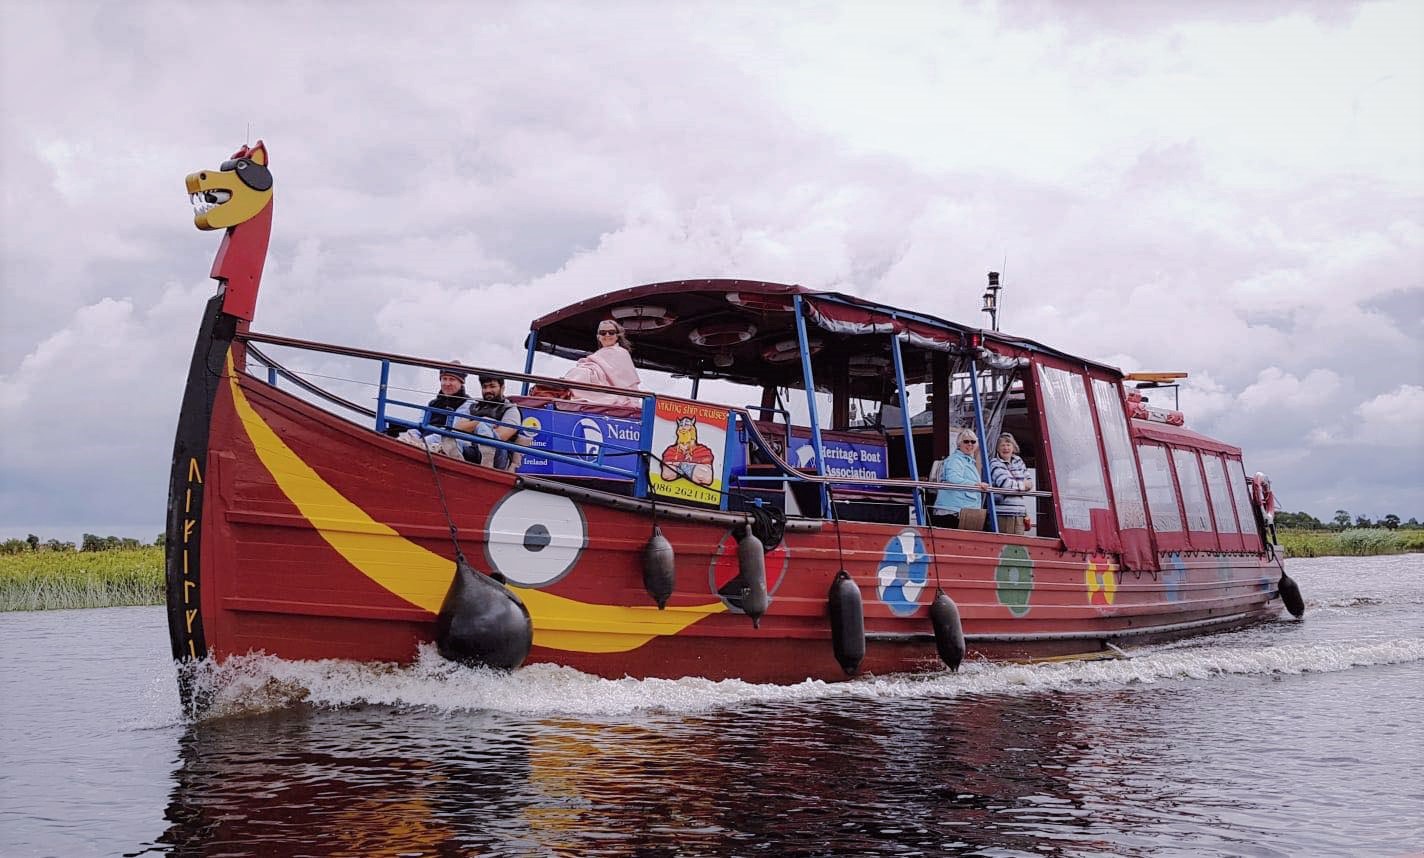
1130, 420, 1243, 457
528, 278, 1118, 393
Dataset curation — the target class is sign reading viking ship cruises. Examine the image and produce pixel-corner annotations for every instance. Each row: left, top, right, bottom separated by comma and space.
648, 399, 731, 507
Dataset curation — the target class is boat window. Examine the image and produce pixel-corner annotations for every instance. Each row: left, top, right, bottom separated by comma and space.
1171, 448, 1213, 532
1036, 364, 1109, 531
1202, 455, 1239, 533
1227, 457, 1258, 536
1137, 444, 1183, 532
1090, 378, 1147, 530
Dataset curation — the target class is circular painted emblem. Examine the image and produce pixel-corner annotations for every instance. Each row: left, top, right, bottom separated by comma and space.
708, 531, 789, 613
484, 490, 587, 587
995, 544, 1034, 617
572, 418, 603, 459
877, 529, 930, 616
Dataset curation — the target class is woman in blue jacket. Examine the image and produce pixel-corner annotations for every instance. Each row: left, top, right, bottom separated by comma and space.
930, 430, 988, 528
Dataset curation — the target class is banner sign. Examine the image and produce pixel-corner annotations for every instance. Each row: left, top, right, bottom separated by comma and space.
648, 399, 731, 507
787, 430, 889, 482
517, 407, 642, 478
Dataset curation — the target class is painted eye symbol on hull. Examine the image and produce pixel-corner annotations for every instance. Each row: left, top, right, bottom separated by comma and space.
484, 490, 587, 587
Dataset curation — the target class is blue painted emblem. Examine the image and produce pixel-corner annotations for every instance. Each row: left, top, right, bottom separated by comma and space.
877, 529, 931, 616
1164, 554, 1188, 603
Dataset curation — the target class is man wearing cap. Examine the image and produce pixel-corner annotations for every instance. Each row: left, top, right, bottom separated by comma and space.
394, 363, 472, 456
453, 374, 525, 471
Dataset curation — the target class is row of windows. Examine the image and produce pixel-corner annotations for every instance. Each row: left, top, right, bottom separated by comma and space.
1034, 362, 1259, 547
1138, 443, 1254, 536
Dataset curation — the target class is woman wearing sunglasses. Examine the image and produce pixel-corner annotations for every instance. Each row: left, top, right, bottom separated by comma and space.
929, 430, 988, 528
555, 319, 643, 406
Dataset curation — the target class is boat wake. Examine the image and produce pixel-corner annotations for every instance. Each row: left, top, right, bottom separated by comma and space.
1314, 595, 1387, 611
181, 637, 1424, 721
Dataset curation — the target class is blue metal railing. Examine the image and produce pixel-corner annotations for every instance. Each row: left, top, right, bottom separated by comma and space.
240, 330, 1047, 527
385, 398, 643, 480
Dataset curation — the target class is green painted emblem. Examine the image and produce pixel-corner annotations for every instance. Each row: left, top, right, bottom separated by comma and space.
995, 544, 1034, 617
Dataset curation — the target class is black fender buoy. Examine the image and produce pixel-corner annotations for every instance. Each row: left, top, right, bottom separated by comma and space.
827, 570, 865, 676
735, 525, 769, 628
929, 590, 966, 672
1277, 571, 1305, 619
435, 556, 533, 670
643, 526, 676, 609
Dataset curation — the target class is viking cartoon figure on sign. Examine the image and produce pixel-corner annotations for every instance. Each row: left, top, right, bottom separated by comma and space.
661, 416, 716, 486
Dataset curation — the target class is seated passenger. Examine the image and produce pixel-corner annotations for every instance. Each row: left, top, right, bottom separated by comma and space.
560, 319, 642, 407
930, 430, 988, 528
395, 363, 471, 458
454, 374, 526, 471
988, 431, 1032, 535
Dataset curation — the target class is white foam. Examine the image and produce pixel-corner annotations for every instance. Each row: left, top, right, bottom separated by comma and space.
182, 637, 1424, 721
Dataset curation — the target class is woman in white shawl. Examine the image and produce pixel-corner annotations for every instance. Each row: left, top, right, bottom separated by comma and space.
561, 319, 642, 406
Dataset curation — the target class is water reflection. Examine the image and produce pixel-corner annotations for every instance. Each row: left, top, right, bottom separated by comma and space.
148, 694, 1136, 857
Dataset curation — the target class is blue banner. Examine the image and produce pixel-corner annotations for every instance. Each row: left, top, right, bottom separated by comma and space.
787, 432, 889, 481
516, 406, 643, 478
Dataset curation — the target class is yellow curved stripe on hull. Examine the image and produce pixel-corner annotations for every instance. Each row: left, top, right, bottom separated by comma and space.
225, 353, 725, 652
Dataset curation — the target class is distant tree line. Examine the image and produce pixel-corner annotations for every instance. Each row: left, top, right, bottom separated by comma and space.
0, 533, 164, 555
1274, 511, 1416, 531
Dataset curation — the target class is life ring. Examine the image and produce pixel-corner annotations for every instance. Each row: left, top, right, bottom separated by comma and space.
611, 304, 676, 331
1250, 472, 1276, 525
689, 321, 757, 347
761, 337, 821, 363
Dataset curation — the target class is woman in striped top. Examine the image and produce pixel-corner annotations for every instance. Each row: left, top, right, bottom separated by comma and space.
988, 432, 1032, 535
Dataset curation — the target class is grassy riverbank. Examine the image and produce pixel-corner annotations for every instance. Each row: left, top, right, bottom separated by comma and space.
1276, 528, 1424, 559
0, 546, 163, 611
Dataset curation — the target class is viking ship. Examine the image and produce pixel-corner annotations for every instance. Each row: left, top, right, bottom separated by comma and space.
165, 143, 1301, 708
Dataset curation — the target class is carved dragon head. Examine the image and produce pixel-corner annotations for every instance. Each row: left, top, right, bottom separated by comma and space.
185, 142, 272, 230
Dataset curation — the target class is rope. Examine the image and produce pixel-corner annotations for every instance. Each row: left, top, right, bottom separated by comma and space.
827, 485, 847, 570
420, 440, 465, 561
925, 511, 944, 593
747, 504, 786, 551
644, 451, 659, 538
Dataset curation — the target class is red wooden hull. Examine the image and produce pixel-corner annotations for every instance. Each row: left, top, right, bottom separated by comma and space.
168, 357, 1284, 683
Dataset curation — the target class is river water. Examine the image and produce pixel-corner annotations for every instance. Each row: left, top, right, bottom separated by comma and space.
1, 554, 1420, 857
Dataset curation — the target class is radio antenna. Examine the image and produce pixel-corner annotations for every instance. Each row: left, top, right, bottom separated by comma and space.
998, 253, 1008, 331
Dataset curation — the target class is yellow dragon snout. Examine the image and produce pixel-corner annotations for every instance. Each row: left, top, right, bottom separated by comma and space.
186, 142, 272, 230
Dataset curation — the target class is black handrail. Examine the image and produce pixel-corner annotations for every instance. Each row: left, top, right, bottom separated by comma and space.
239, 330, 650, 405
246, 343, 375, 418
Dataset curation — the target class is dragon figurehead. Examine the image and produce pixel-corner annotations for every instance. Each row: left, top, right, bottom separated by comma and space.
185, 141, 274, 322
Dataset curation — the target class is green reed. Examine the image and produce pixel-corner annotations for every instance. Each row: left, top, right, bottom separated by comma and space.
1277, 528, 1424, 558
0, 547, 163, 611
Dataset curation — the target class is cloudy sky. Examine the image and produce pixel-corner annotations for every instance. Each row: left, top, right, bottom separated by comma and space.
1, 0, 1420, 541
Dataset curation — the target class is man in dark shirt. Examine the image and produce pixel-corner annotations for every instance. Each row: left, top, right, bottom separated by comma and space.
455, 375, 523, 470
